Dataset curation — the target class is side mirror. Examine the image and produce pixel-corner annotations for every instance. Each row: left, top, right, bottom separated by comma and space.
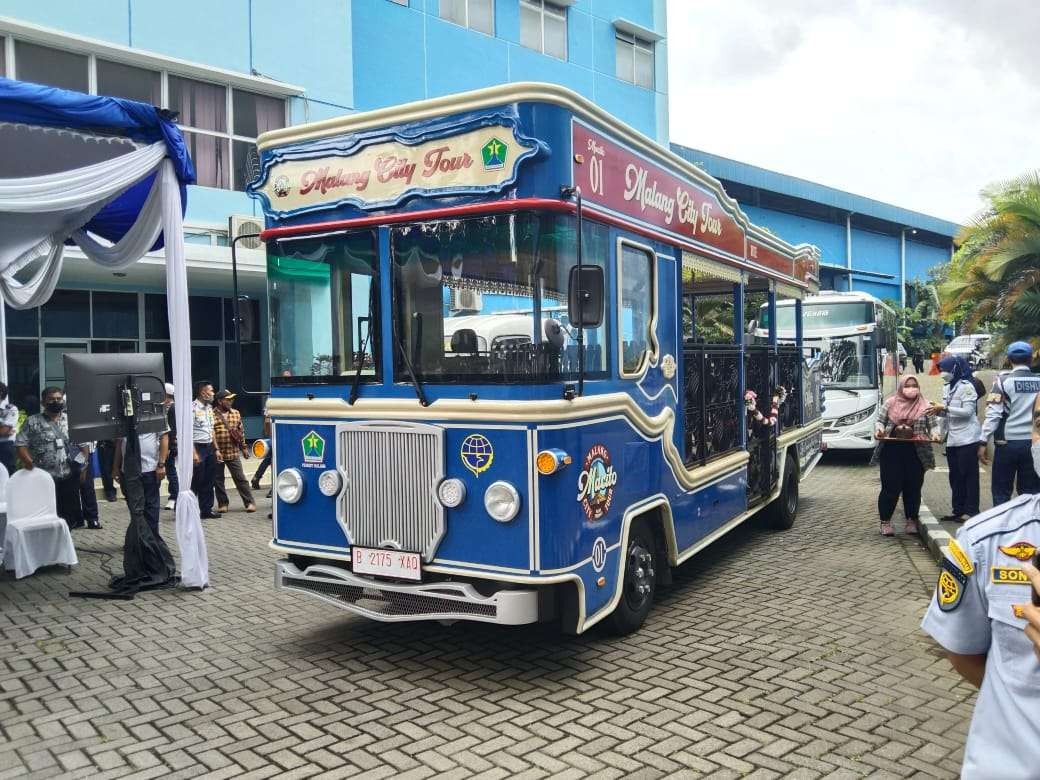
568, 265, 604, 328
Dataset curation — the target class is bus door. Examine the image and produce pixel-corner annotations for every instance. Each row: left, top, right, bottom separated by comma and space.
744, 275, 778, 506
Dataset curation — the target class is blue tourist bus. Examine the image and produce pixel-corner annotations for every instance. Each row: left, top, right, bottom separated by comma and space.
246, 84, 823, 634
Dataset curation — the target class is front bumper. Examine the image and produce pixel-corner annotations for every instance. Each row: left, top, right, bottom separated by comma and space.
275, 560, 540, 625
821, 421, 876, 450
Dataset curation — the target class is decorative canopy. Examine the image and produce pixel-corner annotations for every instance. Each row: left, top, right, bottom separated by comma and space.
0, 77, 207, 588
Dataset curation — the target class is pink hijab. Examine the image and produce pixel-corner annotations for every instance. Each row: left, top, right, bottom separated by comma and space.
885, 376, 930, 424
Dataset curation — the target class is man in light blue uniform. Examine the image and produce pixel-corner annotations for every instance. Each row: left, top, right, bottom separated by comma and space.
979, 341, 1039, 504
921, 492, 1040, 779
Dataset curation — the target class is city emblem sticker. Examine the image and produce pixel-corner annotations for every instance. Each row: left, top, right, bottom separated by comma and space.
998, 541, 1037, 562
273, 174, 291, 198
481, 137, 507, 171
991, 566, 1030, 585
302, 430, 326, 465
576, 445, 617, 521
460, 434, 494, 477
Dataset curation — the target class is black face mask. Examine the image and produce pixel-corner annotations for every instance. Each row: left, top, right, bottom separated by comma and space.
45, 400, 65, 414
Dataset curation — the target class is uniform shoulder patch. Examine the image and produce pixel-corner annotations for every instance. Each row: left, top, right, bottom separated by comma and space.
937, 558, 968, 612
998, 541, 1037, 562
944, 539, 975, 575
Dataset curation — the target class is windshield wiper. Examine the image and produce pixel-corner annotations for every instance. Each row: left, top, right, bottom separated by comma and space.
394, 312, 429, 407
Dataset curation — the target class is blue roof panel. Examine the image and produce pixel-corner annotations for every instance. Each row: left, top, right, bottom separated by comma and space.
670, 143, 960, 238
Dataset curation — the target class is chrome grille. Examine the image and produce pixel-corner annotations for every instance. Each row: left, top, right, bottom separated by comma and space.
337, 421, 445, 561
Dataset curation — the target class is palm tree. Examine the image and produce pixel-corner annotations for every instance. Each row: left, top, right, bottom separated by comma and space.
941, 171, 1040, 349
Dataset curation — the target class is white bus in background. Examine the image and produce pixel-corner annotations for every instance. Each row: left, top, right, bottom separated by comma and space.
759, 291, 900, 451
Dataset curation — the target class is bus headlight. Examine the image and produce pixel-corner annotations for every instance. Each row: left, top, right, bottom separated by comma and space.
484, 481, 520, 523
835, 404, 876, 427
276, 469, 305, 504
318, 470, 342, 497
437, 478, 466, 508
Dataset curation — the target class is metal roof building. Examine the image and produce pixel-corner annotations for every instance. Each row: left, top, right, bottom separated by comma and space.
671, 144, 960, 306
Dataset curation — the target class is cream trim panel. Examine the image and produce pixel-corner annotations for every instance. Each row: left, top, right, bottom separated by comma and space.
775, 282, 805, 301
266, 393, 750, 492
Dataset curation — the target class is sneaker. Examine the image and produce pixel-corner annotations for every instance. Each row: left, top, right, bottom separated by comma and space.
165, 500, 175, 511
880, 521, 895, 537
904, 519, 919, 535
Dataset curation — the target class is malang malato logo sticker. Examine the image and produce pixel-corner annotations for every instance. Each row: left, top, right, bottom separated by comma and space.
576, 445, 618, 521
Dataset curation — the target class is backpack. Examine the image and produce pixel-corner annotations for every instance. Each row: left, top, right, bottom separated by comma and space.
970, 376, 986, 400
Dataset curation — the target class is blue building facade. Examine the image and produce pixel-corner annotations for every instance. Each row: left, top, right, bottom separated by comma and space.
0, 0, 667, 428
671, 145, 959, 306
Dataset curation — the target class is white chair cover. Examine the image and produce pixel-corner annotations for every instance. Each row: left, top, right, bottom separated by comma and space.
3, 468, 78, 579
0, 461, 8, 561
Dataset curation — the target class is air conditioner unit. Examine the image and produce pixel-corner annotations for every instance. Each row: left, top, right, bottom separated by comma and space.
229, 214, 265, 250
452, 288, 483, 312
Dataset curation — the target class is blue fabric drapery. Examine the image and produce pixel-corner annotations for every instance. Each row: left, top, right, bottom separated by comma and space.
0, 77, 196, 247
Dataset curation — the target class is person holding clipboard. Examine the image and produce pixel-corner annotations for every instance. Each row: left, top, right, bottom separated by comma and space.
872, 376, 935, 537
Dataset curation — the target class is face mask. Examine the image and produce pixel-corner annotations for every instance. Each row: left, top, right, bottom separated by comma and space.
939, 371, 954, 384
1033, 442, 1040, 479
45, 399, 65, 413
902, 387, 920, 399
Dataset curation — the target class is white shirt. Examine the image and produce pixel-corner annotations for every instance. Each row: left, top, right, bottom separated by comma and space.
0, 399, 18, 442
942, 379, 982, 447
120, 430, 167, 473
192, 399, 214, 444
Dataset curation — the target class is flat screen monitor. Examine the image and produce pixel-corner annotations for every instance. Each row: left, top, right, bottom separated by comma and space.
63, 352, 167, 441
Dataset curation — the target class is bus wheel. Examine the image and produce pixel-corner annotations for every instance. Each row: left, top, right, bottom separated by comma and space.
765, 455, 799, 531
608, 522, 657, 635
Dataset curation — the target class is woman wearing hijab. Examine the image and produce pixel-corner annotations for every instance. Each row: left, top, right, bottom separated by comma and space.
929, 355, 982, 522
873, 376, 935, 536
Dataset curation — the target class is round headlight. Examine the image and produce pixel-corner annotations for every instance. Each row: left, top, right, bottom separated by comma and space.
251, 438, 269, 459
437, 478, 466, 508
318, 470, 342, 497
276, 468, 305, 504
484, 481, 520, 523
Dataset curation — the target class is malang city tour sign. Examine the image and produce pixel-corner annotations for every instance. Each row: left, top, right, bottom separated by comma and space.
257, 125, 532, 213
571, 122, 808, 282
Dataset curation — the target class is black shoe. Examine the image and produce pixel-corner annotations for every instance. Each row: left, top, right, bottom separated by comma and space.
939, 514, 959, 523
250, 480, 261, 490
266, 490, 272, 498
105, 493, 117, 502
68, 521, 85, 530
201, 512, 222, 520
87, 520, 102, 530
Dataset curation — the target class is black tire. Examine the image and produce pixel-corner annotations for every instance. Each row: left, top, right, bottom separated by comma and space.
764, 454, 799, 530
607, 521, 658, 635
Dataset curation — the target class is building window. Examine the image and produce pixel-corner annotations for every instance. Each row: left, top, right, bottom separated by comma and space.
615, 32, 654, 89
92, 291, 139, 339
520, 0, 567, 60
41, 290, 90, 338
8, 40, 286, 192
14, 41, 88, 92
96, 59, 161, 104
440, 0, 494, 35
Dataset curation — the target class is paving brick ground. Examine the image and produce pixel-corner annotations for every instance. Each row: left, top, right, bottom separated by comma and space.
1, 458, 976, 778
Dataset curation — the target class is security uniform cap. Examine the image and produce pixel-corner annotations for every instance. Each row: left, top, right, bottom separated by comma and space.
921, 494, 1040, 779
1007, 341, 1033, 360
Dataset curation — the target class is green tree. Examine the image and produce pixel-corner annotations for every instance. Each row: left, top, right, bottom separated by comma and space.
941, 171, 1040, 352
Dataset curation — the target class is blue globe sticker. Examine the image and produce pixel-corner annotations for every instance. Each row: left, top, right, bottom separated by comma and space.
460, 434, 494, 477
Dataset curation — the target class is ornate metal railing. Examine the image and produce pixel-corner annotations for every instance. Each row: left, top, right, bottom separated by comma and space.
683, 344, 742, 466
777, 346, 802, 431
803, 358, 822, 423
744, 346, 778, 506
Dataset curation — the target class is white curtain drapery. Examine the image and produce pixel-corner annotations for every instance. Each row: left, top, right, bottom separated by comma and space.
0, 136, 208, 588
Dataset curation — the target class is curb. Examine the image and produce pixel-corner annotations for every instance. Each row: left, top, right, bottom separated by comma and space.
917, 502, 952, 565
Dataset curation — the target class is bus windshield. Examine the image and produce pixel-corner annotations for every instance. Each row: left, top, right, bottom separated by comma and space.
390, 212, 607, 384
818, 333, 878, 389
